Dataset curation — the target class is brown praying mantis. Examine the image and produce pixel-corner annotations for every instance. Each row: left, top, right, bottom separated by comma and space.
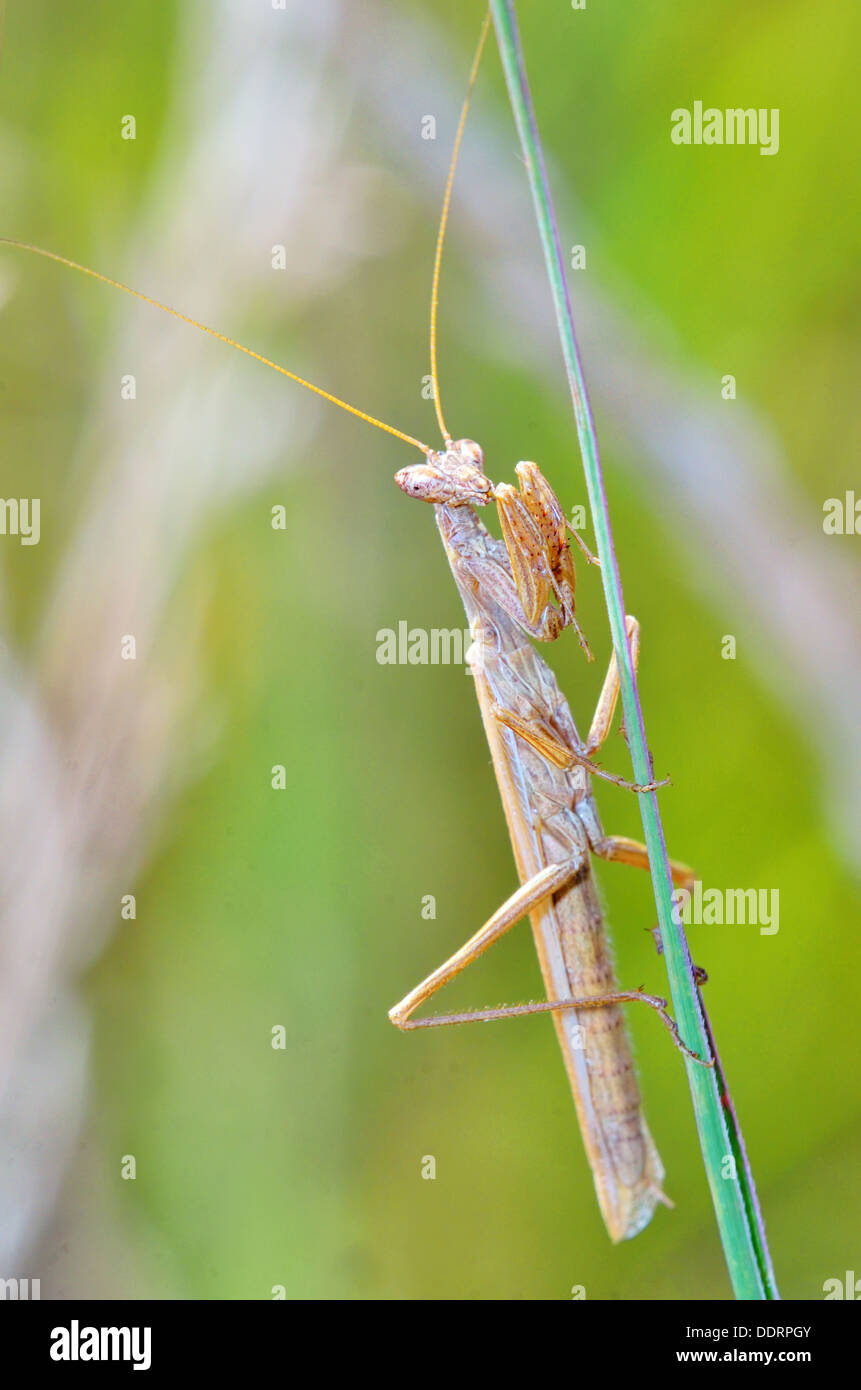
0, 10, 710, 1243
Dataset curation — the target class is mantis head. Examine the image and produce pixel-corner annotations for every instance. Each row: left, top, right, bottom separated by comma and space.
395, 439, 492, 506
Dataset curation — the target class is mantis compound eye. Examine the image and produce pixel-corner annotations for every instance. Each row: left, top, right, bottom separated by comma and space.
394, 464, 443, 501
452, 439, 485, 471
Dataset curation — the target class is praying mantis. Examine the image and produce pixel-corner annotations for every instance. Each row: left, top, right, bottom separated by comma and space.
0, 10, 711, 1245
390, 436, 707, 1240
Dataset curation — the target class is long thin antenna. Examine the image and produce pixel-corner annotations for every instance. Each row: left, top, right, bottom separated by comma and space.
0, 237, 430, 455
429, 7, 491, 447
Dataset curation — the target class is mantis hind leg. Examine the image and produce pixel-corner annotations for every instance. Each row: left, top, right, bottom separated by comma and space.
389, 855, 710, 1067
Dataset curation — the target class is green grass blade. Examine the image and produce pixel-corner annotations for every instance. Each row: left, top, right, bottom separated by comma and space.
489, 0, 778, 1300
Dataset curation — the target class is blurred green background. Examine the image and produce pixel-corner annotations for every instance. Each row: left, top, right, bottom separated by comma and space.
0, 0, 858, 1299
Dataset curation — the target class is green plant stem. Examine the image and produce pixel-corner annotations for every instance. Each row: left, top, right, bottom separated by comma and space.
489, 0, 778, 1300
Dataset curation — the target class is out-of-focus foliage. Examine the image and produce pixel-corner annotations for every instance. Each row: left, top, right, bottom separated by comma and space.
0, 0, 857, 1299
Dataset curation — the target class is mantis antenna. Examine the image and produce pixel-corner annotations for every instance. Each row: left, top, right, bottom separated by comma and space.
0, 9, 493, 459
0, 237, 430, 456
429, 8, 491, 447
